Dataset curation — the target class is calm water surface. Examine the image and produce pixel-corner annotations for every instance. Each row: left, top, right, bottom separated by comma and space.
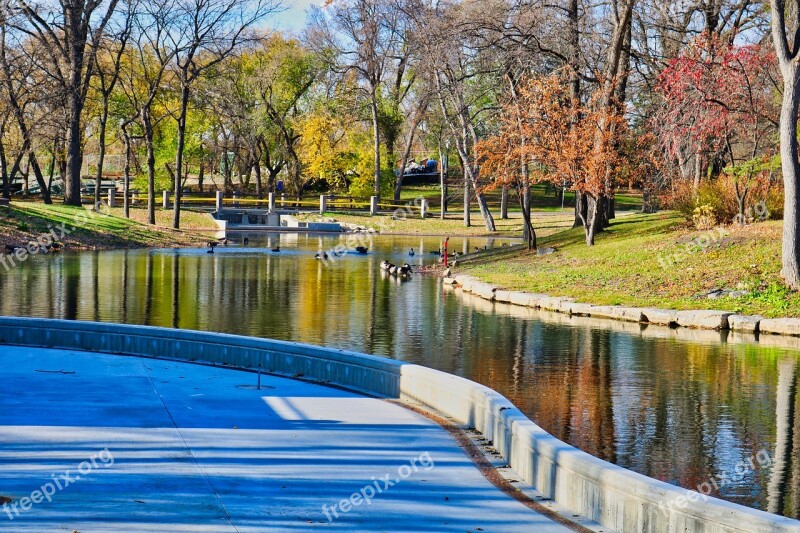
1, 232, 799, 518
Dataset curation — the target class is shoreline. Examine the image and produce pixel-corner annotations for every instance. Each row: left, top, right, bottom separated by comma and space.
445, 273, 800, 338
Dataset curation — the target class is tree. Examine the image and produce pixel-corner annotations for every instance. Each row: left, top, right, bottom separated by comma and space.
309, 0, 408, 197
90, 8, 132, 206
771, 0, 800, 289
167, 0, 276, 228
12, 0, 122, 205
484, 71, 627, 246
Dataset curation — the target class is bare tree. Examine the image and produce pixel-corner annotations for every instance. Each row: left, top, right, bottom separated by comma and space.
167, 0, 278, 228
10, 0, 122, 205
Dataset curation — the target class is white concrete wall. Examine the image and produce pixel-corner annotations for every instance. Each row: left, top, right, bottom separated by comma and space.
1, 318, 797, 533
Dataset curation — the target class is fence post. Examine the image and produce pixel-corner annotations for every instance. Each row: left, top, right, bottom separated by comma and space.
320, 194, 327, 214
421, 199, 429, 219
268, 192, 276, 212
370, 196, 379, 216
162, 190, 170, 209
215, 190, 223, 212
108, 187, 116, 208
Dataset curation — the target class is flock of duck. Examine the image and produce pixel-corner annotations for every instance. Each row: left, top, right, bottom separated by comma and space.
203, 239, 484, 281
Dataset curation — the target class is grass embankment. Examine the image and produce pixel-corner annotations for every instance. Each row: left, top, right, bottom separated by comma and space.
300, 210, 579, 238
456, 211, 797, 318
0, 202, 213, 250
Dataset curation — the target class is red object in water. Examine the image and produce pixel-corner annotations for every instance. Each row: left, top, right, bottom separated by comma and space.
443, 237, 449, 268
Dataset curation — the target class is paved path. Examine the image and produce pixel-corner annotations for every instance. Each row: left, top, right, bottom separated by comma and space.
0, 346, 571, 532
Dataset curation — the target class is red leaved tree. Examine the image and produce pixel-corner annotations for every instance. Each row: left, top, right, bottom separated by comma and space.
653, 33, 779, 193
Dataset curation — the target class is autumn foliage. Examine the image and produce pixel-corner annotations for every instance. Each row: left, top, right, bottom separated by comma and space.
477, 70, 629, 245
653, 34, 779, 181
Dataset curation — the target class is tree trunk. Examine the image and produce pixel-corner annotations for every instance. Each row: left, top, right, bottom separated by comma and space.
584, 194, 604, 246
64, 89, 84, 206
198, 163, 205, 193
574, 191, 587, 228
463, 163, 470, 227
144, 111, 156, 225
522, 183, 533, 243
0, 140, 8, 199
94, 110, 108, 207
517, 185, 536, 250
501, 185, 509, 219
29, 153, 52, 204
173, 83, 190, 229
475, 193, 496, 232
253, 154, 262, 198
123, 134, 131, 218
780, 74, 800, 289
370, 95, 381, 196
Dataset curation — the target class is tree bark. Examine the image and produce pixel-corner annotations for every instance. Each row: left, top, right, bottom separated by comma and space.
773, 0, 800, 289
143, 110, 156, 225
94, 107, 109, 207
370, 95, 381, 196
501, 185, 509, 219
123, 132, 131, 219
173, 83, 190, 228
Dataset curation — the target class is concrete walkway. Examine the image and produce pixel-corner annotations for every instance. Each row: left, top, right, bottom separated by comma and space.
0, 346, 571, 532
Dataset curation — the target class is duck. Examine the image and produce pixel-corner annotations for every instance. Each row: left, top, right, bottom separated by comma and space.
4, 244, 22, 254
207, 241, 218, 254
399, 263, 413, 276
243, 237, 249, 245
43, 242, 62, 252
409, 248, 415, 257
389, 265, 399, 275
380, 260, 393, 271
355, 246, 368, 254
315, 252, 329, 260
218, 238, 230, 246
271, 246, 281, 253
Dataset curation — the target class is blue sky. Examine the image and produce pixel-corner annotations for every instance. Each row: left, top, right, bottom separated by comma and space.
272, 0, 320, 33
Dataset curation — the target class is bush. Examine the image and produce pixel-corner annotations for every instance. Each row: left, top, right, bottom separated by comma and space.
662, 174, 783, 225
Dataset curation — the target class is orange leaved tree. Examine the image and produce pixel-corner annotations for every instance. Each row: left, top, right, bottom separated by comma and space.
478, 70, 628, 247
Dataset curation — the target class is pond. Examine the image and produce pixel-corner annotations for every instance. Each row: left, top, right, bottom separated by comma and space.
1, 231, 798, 518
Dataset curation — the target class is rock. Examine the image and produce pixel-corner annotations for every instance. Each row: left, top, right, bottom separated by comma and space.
454, 275, 477, 292
537, 247, 557, 256
538, 296, 574, 312
641, 308, 680, 327
675, 310, 732, 330
728, 315, 763, 333
562, 301, 594, 316
759, 318, 800, 336
470, 281, 497, 301
507, 291, 545, 307
494, 290, 513, 303
590, 306, 646, 323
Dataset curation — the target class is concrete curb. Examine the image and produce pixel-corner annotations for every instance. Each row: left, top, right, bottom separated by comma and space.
0, 318, 797, 533
449, 275, 799, 337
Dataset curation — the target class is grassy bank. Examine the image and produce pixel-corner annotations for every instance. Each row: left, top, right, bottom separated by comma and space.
299, 210, 587, 238
456, 211, 798, 318
0, 202, 212, 250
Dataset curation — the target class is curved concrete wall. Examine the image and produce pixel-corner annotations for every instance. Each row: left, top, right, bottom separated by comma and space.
0, 317, 797, 533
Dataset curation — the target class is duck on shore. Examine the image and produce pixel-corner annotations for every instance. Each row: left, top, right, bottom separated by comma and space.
207, 241, 218, 254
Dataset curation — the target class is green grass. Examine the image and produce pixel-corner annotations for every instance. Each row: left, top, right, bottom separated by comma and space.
456, 212, 799, 318
0, 202, 209, 249
299, 209, 578, 238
